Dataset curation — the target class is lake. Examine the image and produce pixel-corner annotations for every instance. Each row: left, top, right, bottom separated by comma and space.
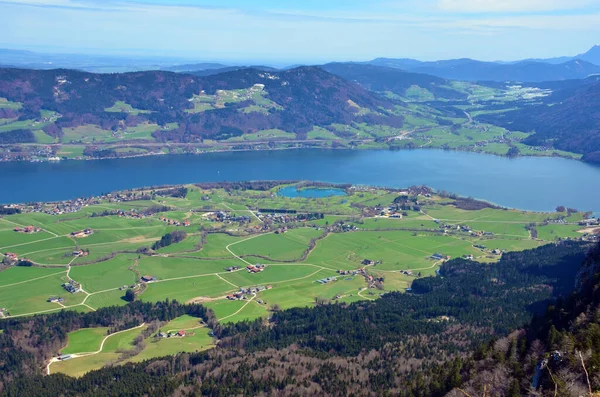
0, 149, 599, 214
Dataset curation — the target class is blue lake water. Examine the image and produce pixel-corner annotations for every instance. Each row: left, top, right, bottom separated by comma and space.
278, 186, 347, 198
0, 149, 599, 214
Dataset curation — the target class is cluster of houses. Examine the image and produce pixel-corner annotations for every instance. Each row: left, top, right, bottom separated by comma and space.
205, 211, 251, 224
62, 281, 81, 294
158, 217, 191, 227
332, 223, 358, 233
70, 229, 93, 238
47, 296, 65, 304
378, 206, 406, 219
246, 264, 265, 273
338, 266, 385, 288
4, 252, 18, 262
226, 285, 272, 301
257, 212, 324, 225
6, 190, 153, 217
157, 330, 188, 338
579, 218, 600, 227
141, 275, 157, 283
13, 226, 41, 234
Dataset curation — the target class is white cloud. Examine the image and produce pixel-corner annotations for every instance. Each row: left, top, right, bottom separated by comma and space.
437, 0, 599, 13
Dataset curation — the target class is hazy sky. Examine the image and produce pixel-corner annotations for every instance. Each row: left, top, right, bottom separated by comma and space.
2, 0, 600, 63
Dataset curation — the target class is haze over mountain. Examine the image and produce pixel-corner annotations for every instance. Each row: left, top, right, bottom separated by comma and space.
367, 58, 600, 83
2, 45, 600, 80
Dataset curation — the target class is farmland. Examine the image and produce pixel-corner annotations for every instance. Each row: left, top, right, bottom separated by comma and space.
48, 314, 214, 377
1, 182, 596, 326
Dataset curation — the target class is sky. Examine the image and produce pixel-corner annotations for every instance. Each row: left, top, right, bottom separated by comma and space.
2, 0, 600, 64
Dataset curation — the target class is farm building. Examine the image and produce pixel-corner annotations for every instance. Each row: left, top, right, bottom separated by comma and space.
316, 277, 337, 284
58, 355, 72, 361
70, 229, 93, 238
62, 282, 81, 294
141, 275, 157, 283
14, 226, 41, 234
246, 264, 265, 273
4, 252, 18, 261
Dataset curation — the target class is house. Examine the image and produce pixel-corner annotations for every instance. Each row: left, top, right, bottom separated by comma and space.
177, 330, 186, 337
47, 297, 59, 303
157, 332, 167, 338
246, 264, 265, 273
362, 259, 375, 266
183, 220, 191, 227
5, 252, 18, 260
58, 354, 72, 361
431, 253, 444, 260
225, 266, 240, 272
62, 282, 81, 294
141, 275, 156, 283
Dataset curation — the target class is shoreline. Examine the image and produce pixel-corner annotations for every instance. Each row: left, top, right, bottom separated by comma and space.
0, 141, 589, 165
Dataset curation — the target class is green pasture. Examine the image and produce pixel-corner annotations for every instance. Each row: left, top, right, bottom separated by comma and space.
229, 228, 322, 261
61, 327, 109, 354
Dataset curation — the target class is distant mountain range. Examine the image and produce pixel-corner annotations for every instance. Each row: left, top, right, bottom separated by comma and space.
366, 58, 600, 83
2, 45, 600, 82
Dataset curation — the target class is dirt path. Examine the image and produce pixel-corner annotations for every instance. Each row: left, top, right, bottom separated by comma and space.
0, 218, 59, 238
218, 294, 256, 322
225, 232, 273, 266
0, 270, 67, 289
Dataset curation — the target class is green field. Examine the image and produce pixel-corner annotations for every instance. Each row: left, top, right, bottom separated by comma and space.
50, 315, 214, 377
0, 182, 592, 323
61, 327, 109, 354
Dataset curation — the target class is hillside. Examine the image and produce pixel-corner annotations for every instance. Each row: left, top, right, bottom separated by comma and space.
448, 242, 600, 396
321, 62, 467, 100
367, 58, 600, 82
476, 79, 600, 161
0, 66, 400, 146
1, 238, 596, 396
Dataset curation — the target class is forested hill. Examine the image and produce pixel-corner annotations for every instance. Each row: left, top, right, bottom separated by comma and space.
1, 241, 595, 397
447, 242, 600, 396
477, 78, 600, 162
0, 66, 401, 143
320, 62, 467, 100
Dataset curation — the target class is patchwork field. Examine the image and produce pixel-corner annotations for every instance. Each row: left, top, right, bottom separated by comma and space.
1, 182, 594, 325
